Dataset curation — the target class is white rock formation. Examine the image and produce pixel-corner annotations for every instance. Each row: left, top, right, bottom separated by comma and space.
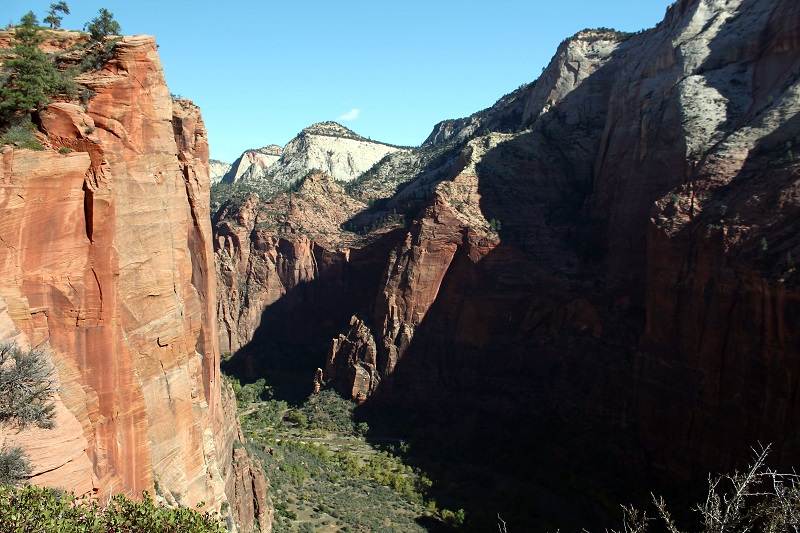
224, 122, 409, 192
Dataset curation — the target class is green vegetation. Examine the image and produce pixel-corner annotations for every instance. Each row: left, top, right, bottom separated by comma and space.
44, 2, 70, 29
0, 343, 57, 430
0, 343, 57, 486
0, 122, 44, 150
84, 8, 121, 43
227, 375, 272, 407
80, 10, 123, 73
0, 8, 99, 143
0, 486, 225, 533
225, 374, 461, 532
0, 12, 62, 121
576, 27, 637, 43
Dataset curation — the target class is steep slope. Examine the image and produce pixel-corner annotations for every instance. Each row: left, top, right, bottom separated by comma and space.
214, 172, 399, 358
0, 36, 268, 532
209, 159, 232, 185
326, 0, 800, 475
215, 0, 799, 526
223, 146, 282, 184
223, 122, 409, 193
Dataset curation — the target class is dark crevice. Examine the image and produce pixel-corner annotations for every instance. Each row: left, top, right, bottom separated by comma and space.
83, 182, 94, 243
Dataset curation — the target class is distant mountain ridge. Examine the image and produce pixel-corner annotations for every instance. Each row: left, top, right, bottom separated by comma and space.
221, 121, 409, 193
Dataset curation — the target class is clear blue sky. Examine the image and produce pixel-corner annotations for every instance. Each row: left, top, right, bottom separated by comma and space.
8, 1, 673, 162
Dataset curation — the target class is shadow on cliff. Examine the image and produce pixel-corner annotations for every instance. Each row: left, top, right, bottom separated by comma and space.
350, 31, 717, 529
353, 234, 659, 531
637, 109, 800, 475
222, 229, 406, 404
351, 132, 661, 529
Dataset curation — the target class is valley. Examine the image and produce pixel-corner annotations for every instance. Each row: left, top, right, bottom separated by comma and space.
0, 0, 799, 531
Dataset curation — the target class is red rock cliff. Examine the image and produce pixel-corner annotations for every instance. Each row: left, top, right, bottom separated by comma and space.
322, 0, 800, 479
0, 35, 267, 531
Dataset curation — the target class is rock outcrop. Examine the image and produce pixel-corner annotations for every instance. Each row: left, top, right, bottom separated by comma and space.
209, 159, 232, 185
223, 146, 282, 184
222, 122, 408, 193
213, 172, 399, 357
0, 35, 268, 531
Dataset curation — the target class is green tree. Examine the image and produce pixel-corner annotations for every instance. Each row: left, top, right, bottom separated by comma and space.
85, 8, 121, 43
0, 11, 59, 121
43, 1, 70, 29
0, 343, 57, 486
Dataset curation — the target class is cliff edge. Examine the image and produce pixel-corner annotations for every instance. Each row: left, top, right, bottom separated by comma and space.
0, 34, 268, 532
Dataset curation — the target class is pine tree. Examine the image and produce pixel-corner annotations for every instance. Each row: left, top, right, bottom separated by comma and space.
0, 343, 57, 486
85, 8, 121, 43
43, 1, 70, 29
0, 12, 59, 120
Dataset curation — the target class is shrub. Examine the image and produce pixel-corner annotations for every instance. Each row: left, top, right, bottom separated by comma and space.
0, 343, 57, 430
618, 445, 800, 533
0, 486, 226, 532
0, 446, 31, 487
285, 409, 308, 428
0, 343, 57, 487
0, 123, 44, 150
80, 38, 118, 72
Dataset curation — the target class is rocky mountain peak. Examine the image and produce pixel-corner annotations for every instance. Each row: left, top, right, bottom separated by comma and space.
259, 144, 284, 155
301, 121, 365, 140
220, 122, 409, 193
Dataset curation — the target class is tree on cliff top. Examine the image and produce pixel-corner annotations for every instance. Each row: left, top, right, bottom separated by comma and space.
0, 11, 58, 121
85, 8, 121, 43
0, 343, 57, 486
43, 2, 70, 29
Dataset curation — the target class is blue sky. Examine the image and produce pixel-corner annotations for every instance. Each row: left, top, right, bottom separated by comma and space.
8, 1, 673, 162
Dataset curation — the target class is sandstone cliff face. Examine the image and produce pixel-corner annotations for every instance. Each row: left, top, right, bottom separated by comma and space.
213, 0, 799, 491
213, 173, 398, 358
223, 146, 283, 184
0, 36, 267, 531
320, 0, 800, 478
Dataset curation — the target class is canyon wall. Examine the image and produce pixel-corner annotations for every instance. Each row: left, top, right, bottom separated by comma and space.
216, 0, 800, 482
346, 0, 800, 476
0, 35, 267, 532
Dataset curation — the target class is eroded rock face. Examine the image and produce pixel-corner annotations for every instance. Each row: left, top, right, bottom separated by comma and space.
223, 146, 282, 184
319, 0, 800, 479
214, 0, 799, 490
213, 172, 393, 357
0, 35, 267, 530
209, 159, 233, 185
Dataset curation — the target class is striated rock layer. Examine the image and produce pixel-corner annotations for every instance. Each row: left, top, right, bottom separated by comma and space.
0, 36, 268, 532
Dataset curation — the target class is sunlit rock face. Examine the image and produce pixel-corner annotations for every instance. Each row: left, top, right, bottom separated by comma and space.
221, 122, 408, 192
0, 35, 268, 532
